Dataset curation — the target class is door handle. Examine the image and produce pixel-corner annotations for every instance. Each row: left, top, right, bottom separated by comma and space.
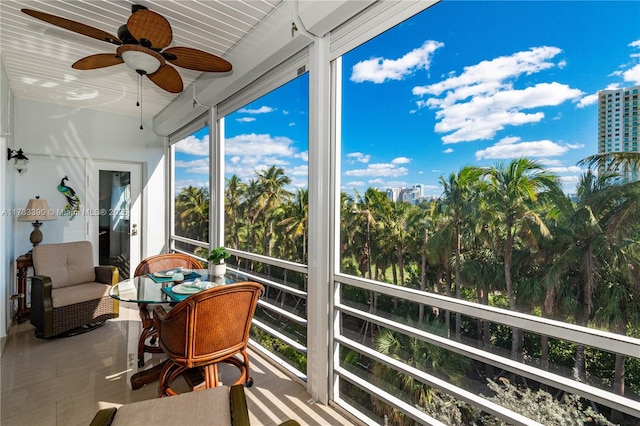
130, 224, 138, 236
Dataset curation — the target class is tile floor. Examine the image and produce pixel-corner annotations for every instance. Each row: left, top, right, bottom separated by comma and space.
1, 305, 356, 426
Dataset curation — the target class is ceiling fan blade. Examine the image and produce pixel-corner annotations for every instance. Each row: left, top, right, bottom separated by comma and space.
72, 54, 124, 70
127, 10, 172, 50
147, 64, 183, 93
163, 47, 232, 73
21, 9, 121, 45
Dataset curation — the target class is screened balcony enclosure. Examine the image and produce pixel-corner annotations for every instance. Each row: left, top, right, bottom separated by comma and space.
3, 0, 640, 425
163, 1, 640, 425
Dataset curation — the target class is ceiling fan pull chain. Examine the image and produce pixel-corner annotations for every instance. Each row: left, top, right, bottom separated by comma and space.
136, 73, 141, 107
138, 75, 143, 130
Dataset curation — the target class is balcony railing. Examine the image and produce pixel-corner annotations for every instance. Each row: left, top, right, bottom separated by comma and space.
334, 273, 640, 425
167, 244, 640, 424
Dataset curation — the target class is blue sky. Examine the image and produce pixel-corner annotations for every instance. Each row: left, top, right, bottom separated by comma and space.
175, 1, 640, 197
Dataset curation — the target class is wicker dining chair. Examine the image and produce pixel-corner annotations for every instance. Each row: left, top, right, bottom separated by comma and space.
153, 281, 264, 397
134, 253, 203, 277
133, 253, 203, 366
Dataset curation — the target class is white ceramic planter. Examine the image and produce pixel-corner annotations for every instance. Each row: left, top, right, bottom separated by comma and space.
209, 262, 227, 278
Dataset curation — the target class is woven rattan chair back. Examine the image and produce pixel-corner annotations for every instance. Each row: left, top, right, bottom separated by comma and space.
134, 253, 203, 277
154, 281, 264, 396
133, 253, 202, 368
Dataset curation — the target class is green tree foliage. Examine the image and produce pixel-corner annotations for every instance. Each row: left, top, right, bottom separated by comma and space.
481, 378, 615, 426
174, 156, 640, 424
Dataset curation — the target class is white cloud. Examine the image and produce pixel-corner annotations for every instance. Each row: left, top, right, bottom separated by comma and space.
392, 157, 411, 164
623, 64, 640, 85
350, 40, 444, 83
174, 134, 209, 155
413, 46, 584, 143
545, 165, 583, 174
344, 181, 365, 188
577, 93, 598, 108
238, 106, 275, 114
236, 117, 256, 123
291, 164, 309, 176
174, 178, 209, 194
610, 40, 640, 85
443, 148, 454, 154
377, 180, 409, 188
175, 158, 209, 175
345, 163, 409, 177
414, 46, 562, 98
475, 136, 579, 160
537, 158, 564, 167
225, 133, 295, 157
346, 152, 371, 163
223, 133, 299, 181
559, 175, 581, 192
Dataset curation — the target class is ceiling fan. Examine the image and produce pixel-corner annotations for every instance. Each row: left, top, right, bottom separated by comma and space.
22, 4, 232, 94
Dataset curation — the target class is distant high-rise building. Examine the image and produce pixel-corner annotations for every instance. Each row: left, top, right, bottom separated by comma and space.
598, 85, 639, 181
386, 186, 424, 204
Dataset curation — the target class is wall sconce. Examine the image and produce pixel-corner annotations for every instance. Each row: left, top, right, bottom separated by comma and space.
17, 196, 57, 247
7, 148, 29, 174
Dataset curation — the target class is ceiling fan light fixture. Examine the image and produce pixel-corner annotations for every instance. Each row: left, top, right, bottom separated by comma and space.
121, 50, 161, 74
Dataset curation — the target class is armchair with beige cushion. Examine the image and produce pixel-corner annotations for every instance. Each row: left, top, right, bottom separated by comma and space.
30, 241, 119, 338
89, 384, 300, 426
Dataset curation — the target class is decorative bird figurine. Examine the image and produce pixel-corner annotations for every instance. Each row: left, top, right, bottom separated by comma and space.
57, 176, 81, 220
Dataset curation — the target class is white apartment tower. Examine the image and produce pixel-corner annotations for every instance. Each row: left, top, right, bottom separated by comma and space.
598, 85, 640, 181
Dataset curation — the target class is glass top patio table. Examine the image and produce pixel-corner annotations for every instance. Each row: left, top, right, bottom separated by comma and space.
110, 267, 248, 378
109, 269, 245, 304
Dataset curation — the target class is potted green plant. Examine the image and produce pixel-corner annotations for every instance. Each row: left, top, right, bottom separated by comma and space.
207, 247, 230, 277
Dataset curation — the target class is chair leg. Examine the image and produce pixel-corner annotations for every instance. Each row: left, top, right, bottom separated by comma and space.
203, 364, 220, 389
158, 361, 187, 397
221, 353, 251, 387
241, 349, 253, 387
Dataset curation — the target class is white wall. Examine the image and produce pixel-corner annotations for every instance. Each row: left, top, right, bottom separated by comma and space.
1, 57, 15, 340
4, 98, 167, 335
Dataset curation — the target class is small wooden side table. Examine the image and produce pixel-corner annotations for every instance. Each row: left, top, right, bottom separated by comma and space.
14, 254, 33, 323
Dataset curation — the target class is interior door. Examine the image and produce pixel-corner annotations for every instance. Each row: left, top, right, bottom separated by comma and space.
86, 161, 142, 279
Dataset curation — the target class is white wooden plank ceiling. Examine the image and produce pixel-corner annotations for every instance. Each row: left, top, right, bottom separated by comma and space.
0, 0, 282, 119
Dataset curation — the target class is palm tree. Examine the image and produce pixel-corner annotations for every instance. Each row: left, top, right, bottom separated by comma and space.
544, 170, 630, 381
225, 175, 246, 250
352, 188, 388, 279
427, 221, 456, 337
175, 185, 210, 242
350, 188, 389, 338
578, 152, 640, 182
256, 166, 293, 258
485, 158, 560, 361
242, 178, 263, 266
372, 327, 473, 425
439, 166, 484, 340
406, 201, 439, 323
593, 248, 640, 424
277, 188, 309, 263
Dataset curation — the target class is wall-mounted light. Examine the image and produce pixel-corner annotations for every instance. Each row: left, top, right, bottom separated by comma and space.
7, 148, 29, 174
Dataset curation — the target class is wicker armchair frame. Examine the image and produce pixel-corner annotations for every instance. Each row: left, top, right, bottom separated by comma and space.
154, 281, 264, 397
